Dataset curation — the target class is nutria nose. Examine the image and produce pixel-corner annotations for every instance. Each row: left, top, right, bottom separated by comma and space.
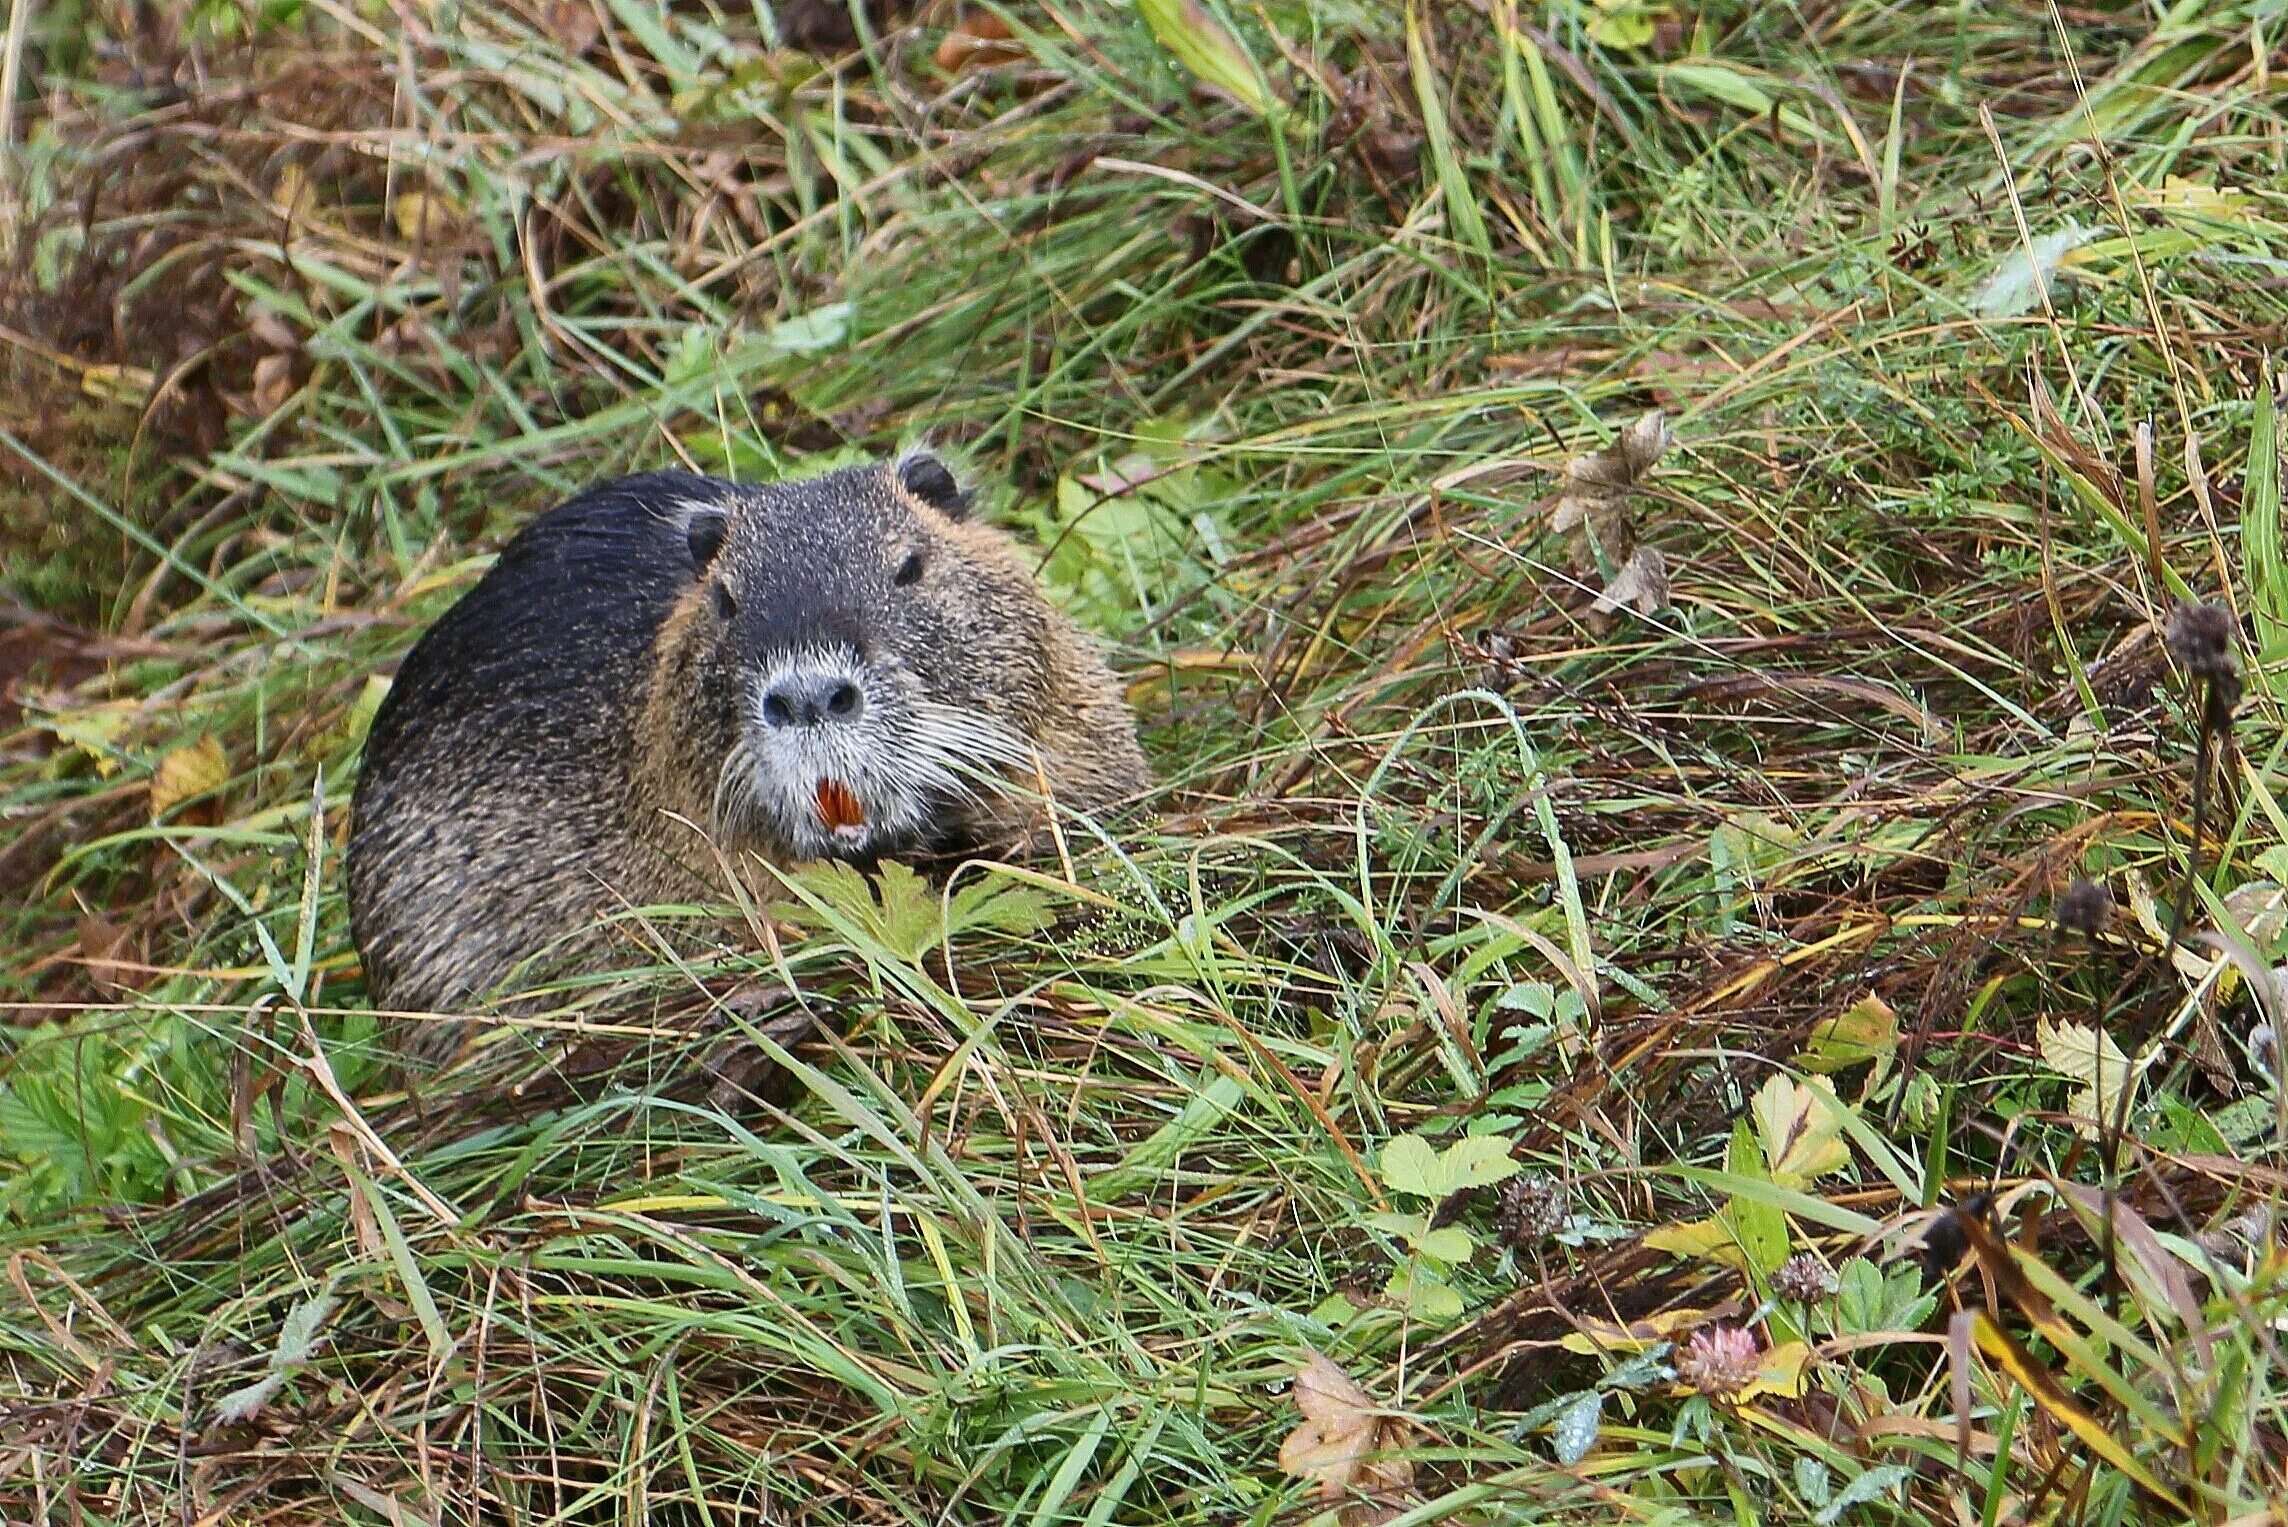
761, 673, 865, 729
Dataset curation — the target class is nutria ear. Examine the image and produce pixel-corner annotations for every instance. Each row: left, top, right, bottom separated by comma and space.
686, 508, 729, 573
897, 450, 970, 520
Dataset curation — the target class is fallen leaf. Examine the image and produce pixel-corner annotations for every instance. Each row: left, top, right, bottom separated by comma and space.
1801, 993, 1900, 1075
391, 188, 463, 243
150, 735, 228, 820
1550, 412, 1672, 589
1559, 1305, 1725, 1355
251, 353, 297, 414
542, 0, 601, 52
1643, 1214, 1749, 1269
2036, 1016, 2154, 1137
1278, 1350, 1415, 1500
1592, 543, 1669, 616
76, 914, 131, 995
935, 10, 1025, 73
1751, 1074, 1852, 1187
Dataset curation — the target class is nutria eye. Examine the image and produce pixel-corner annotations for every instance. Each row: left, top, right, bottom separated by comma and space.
713, 582, 737, 619
894, 551, 925, 587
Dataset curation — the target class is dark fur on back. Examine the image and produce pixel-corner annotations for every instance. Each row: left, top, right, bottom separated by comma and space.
348, 474, 728, 1016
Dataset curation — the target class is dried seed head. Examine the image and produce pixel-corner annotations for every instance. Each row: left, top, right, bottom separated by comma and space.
2054, 877, 2115, 939
1672, 1324, 1761, 1398
2166, 599, 2240, 685
1771, 1253, 1839, 1303
1494, 1174, 1568, 1249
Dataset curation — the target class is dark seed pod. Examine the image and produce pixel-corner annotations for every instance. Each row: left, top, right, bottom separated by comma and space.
1771, 1252, 1838, 1303
2054, 877, 2115, 939
1494, 1174, 1568, 1249
2166, 599, 2239, 686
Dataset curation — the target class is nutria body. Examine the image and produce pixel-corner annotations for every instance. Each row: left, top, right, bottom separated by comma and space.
346, 453, 1145, 1040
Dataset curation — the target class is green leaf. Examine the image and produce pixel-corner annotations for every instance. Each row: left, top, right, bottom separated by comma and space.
765, 301, 853, 357
1833, 1257, 1935, 1336
1551, 1390, 1601, 1464
1416, 1225, 1475, 1264
1379, 1133, 1443, 1198
1441, 1134, 1522, 1191
1135, 0, 1269, 115
1379, 1131, 1518, 1199
1721, 1120, 1789, 1275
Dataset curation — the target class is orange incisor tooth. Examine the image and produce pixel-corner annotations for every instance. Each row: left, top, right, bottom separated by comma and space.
815, 777, 865, 831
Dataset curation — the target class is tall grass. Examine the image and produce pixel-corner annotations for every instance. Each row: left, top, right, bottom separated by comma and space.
4, 1, 2288, 1522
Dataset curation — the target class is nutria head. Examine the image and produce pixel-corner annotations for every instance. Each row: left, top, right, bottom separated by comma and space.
658, 449, 1130, 862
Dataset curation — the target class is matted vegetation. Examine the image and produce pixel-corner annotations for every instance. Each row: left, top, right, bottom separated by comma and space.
4, 0, 2288, 1521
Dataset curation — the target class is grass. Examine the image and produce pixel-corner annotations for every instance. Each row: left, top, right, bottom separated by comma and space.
3, 0, 2288, 1521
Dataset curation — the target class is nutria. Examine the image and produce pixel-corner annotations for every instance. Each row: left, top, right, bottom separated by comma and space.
346, 451, 1146, 1047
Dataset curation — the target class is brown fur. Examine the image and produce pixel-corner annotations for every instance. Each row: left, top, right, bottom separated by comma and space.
346, 456, 1146, 1056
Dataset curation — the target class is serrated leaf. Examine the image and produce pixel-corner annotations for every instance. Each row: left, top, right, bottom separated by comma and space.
273, 1292, 337, 1368
1379, 1134, 1442, 1198
1279, 1349, 1414, 1498
1833, 1256, 1936, 1336
1551, 1390, 1601, 1465
210, 1372, 285, 1427
2037, 1016, 2154, 1136
1752, 1074, 1852, 1187
1440, 1133, 1521, 1191
1723, 1118, 1790, 1274
150, 735, 227, 819
1136, 0, 1269, 115
765, 301, 852, 356
1416, 1225, 1475, 1264
1384, 1263, 1466, 1323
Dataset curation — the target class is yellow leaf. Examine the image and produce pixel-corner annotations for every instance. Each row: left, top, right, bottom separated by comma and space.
391, 189, 462, 242
42, 700, 137, 778
151, 736, 228, 819
1560, 1306, 1717, 1356
1751, 1074, 1852, 1187
1800, 993, 1899, 1074
1737, 1339, 1812, 1402
1643, 1215, 1749, 1270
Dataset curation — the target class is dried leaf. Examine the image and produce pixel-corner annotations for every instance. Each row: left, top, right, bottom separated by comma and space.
1559, 1305, 1720, 1355
935, 10, 1025, 73
150, 735, 228, 820
76, 914, 131, 995
251, 352, 297, 415
1642, 1214, 1748, 1269
1751, 1074, 1852, 1187
1279, 1350, 1414, 1500
1592, 544, 1670, 616
1550, 411, 1672, 580
390, 188, 466, 243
